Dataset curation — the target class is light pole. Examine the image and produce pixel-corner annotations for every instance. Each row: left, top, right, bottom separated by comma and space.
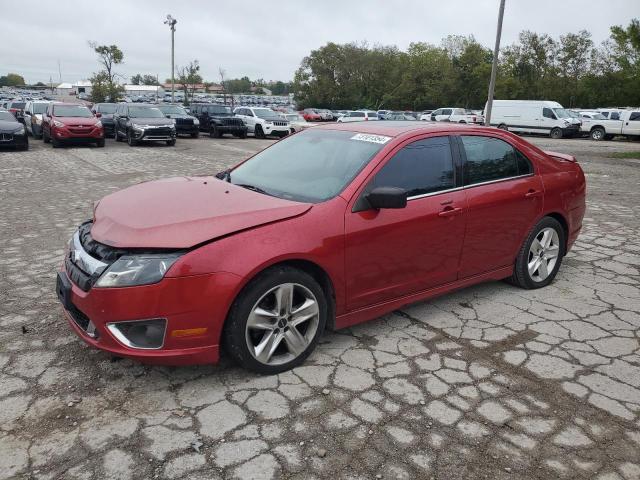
484, 0, 506, 127
164, 14, 177, 103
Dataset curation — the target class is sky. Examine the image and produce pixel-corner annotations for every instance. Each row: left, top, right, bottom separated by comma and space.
1, 0, 638, 85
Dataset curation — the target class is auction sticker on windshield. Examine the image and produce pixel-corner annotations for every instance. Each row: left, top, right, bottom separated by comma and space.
350, 133, 391, 144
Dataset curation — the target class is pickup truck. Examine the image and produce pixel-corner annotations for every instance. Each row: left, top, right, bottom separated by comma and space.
579, 110, 640, 141
429, 107, 484, 124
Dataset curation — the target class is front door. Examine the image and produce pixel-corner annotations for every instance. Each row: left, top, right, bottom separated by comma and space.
345, 135, 467, 310
456, 134, 543, 278
623, 111, 640, 136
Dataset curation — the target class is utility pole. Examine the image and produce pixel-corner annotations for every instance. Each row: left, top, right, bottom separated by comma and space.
484, 0, 506, 127
164, 15, 177, 103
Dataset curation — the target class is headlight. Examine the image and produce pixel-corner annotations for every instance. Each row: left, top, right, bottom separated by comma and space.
132, 124, 144, 130
193, 118, 199, 125
13, 125, 25, 135
95, 121, 102, 128
264, 121, 273, 125
53, 120, 65, 128
95, 254, 181, 288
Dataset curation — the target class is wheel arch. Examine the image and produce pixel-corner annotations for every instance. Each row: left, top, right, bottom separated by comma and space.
544, 211, 569, 253
590, 124, 605, 132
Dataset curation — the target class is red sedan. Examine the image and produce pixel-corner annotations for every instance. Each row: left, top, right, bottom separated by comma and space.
42, 102, 105, 147
56, 122, 585, 373
301, 109, 323, 122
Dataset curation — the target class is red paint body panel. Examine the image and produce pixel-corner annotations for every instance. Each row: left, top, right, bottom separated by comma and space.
91, 177, 312, 248
59, 123, 586, 365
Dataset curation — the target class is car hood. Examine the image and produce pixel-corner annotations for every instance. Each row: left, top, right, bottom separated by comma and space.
0, 119, 21, 131
163, 113, 192, 119
91, 177, 312, 249
54, 117, 100, 126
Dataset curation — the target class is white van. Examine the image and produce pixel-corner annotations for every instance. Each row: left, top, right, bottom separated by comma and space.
486, 100, 581, 139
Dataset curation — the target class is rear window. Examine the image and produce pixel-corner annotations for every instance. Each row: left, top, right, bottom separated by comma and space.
10, 102, 26, 109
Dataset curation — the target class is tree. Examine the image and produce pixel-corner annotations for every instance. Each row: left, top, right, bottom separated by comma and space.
176, 60, 202, 105
131, 74, 159, 85
610, 18, 640, 105
88, 42, 124, 102
0, 73, 25, 87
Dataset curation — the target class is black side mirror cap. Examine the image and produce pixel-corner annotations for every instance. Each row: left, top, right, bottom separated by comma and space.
366, 187, 407, 210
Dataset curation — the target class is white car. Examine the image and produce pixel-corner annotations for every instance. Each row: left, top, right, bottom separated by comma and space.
579, 109, 640, 141
337, 111, 378, 122
419, 110, 433, 121
486, 100, 581, 138
280, 113, 318, 133
596, 109, 625, 121
23, 100, 50, 139
429, 107, 484, 124
234, 107, 290, 139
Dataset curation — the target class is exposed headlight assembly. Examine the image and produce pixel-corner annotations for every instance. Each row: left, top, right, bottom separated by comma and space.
13, 125, 25, 135
53, 120, 65, 128
95, 254, 181, 288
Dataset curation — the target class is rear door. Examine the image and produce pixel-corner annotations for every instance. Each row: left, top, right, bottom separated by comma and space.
622, 111, 640, 136
345, 135, 467, 309
456, 134, 543, 278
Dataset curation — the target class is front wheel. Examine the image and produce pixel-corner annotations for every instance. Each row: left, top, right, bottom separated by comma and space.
511, 217, 565, 289
210, 126, 222, 138
127, 130, 137, 146
223, 266, 327, 374
590, 127, 605, 141
166, 139, 176, 146
43, 129, 50, 143
191, 131, 199, 138
254, 125, 266, 139
550, 127, 563, 139
96, 138, 105, 148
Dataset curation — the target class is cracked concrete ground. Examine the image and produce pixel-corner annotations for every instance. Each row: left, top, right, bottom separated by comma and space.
1, 135, 639, 480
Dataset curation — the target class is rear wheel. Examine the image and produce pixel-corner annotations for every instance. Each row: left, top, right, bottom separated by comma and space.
590, 127, 605, 141
223, 266, 327, 374
511, 217, 565, 289
550, 127, 563, 139
254, 124, 266, 139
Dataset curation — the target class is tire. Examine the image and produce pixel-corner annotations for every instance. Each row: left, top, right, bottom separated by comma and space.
127, 130, 137, 146
191, 131, 199, 138
43, 129, 50, 143
497, 123, 508, 130
223, 266, 327, 374
51, 136, 61, 148
510, 216, 565, 290
238, 130, 247, 139
96, 139, 105, 148
19, 143, 29, 151
590, 127, 605, 141
115, 128, 123, 142
459, 120, 467, 124
254, 124, 266, 139
210, 126, 222, 138
166, 139, 176, 146
550, 128, 563, 139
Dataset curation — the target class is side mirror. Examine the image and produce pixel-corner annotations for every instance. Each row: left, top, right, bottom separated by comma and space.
166, 114, 171, 118
367, 187, 407, 209
95, 112, 102, 118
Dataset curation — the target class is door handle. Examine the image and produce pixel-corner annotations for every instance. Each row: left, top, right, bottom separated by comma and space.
438, 206, 463, 217
525, 189, 543, 198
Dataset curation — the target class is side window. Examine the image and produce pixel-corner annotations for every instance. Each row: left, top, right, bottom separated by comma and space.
629, 112, 640, 121
372, 136, 454, 198
515, 150, 533, 176
543, 108, 555, 119
432, 109, 441, 116
443, 109, 452, 115
610, 112, 620, 120
461, 136, 520, 186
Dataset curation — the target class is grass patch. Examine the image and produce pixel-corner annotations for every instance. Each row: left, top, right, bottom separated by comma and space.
608, 151, 640, 159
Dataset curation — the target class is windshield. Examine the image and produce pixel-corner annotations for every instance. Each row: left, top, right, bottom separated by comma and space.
159, 105, 187, 115
11, 102, 26, 109
211, 106, 232, 114
553, 108, 571, 119
32, 103, 48, 114
0, 111, 17, 121
129, 106, 164, 118
53, 105, 93, 117
97, 104, 116, 114
254, 109, 280, 120
229, 129, 387, 202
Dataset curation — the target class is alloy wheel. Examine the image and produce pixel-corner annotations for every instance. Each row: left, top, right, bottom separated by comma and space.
527, 227, 560, 282
245, 283, 320, 366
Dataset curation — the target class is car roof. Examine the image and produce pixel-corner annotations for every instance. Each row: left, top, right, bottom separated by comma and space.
316, 120, 498, 137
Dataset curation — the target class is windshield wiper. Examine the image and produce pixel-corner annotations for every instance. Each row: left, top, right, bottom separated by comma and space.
235, 183, 271, 196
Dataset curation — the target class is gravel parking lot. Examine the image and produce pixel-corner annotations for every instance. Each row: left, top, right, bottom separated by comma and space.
1, 134, 639, 480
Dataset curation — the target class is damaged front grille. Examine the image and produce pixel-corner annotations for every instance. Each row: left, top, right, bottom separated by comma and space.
77, 221, 129, 263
